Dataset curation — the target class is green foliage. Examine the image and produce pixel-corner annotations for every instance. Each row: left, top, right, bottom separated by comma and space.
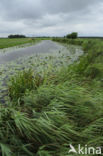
66, 32, 78, 39
54, 37, 103, 79
0, 38, 102, 155
8, 69, 44, 104
84, 64, 102, 78
0, 143, 12, 156
23, 85, 55, 111
8, 70, 35, 102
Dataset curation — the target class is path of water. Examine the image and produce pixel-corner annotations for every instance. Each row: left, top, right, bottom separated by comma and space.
0, 40, 83, 104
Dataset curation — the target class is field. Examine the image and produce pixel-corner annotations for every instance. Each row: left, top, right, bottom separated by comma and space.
0, 38, 42, 49
0, 38, 103, 155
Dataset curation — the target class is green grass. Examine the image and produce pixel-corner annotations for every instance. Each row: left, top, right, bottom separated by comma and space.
0, 38, 102, 155
0, 38, 42, 49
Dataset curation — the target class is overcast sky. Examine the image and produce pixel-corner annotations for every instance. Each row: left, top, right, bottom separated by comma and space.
0, 0, 103, 37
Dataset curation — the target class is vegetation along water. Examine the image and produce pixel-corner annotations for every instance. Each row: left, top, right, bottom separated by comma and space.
0, 38, 102, 156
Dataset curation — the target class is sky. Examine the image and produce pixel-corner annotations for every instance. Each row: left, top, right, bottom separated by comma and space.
0, 0, 103, 37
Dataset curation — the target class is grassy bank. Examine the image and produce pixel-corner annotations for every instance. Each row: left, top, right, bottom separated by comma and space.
0, 38, 102, 155
0, 38, 42, 49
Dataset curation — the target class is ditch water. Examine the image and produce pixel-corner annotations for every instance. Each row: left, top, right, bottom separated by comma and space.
0, 40, 83, 104
0, 40, 63, 64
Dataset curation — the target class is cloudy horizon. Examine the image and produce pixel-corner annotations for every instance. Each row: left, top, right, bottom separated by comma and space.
0, 0, 103, 37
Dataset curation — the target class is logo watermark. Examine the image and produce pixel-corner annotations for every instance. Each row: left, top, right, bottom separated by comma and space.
68, 144, 102, 155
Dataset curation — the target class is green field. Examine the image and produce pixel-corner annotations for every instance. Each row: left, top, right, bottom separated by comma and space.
0, 38, 41, 49
0, 38, 103, 155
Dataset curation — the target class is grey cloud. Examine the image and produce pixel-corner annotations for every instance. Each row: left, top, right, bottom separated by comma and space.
0, 0, 44, 21
0, 0, 103, 37
0, 0, 102, 21
44, 0, 99, 14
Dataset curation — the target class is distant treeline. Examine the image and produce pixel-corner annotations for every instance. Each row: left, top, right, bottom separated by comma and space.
8, 34, 26, 38
79, 36, 103, 39
6, 34, 103, 39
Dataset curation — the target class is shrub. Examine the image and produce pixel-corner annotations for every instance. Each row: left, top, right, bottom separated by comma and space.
66, 32, 78, 39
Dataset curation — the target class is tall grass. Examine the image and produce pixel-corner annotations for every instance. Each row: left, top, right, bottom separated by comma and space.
8, 69, 44, 103
0, 38, 102, 155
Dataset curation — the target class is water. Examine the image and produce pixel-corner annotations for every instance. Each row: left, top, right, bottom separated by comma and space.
0, 40, 63, 64
0, 40, 83, 104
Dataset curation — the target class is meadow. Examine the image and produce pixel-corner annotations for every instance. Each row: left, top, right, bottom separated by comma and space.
0, 38, 102, 155
0, 38, 42, 49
